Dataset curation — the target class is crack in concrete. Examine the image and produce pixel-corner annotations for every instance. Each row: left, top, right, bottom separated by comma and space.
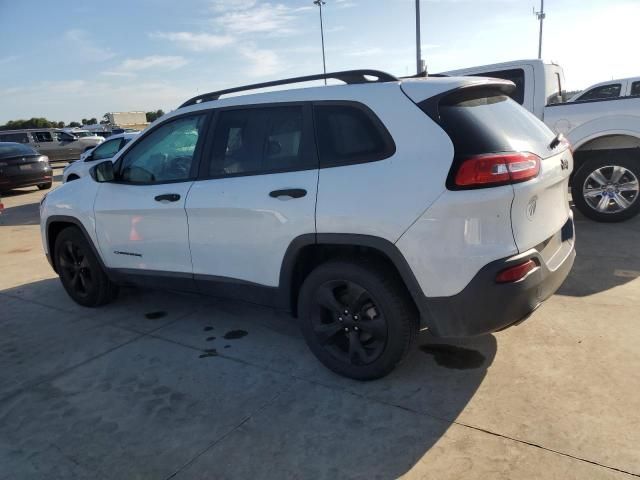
163, 383, 292, 480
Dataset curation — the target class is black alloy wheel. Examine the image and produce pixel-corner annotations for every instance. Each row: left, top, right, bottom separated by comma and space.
54, 226, 118, 307
58, 239, 94, 300
311, 280, 388, 366
299, 260, 416, 380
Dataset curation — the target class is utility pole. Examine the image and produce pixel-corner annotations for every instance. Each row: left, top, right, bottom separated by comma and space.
415, 0, 423, 75
313, 0, 327, 85
535, 0, 545, 59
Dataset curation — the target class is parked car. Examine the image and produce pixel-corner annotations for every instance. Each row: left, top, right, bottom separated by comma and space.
0, 129, 103, 163
61, 128, 104, 139
63, 132, 139, 183
569, 76, 640, 102
444, 60, 640, 222
0, 142, 52, 192
40, 69, 575, 379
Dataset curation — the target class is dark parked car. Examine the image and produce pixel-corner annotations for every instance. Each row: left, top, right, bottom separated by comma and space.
0, 142, 53, 192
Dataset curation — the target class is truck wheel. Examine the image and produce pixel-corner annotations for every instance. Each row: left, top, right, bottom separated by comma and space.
54, 226, 119, 307
572, 154, 640, 222
298, 260, 416, 380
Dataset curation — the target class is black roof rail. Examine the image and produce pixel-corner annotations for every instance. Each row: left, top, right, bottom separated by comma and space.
179, 69, 398, 108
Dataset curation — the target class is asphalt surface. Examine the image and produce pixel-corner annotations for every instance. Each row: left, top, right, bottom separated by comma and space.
1, 168, 639, 479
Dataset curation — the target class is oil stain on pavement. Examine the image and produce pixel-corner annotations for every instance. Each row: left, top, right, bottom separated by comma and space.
145, 311, 167, 320
420, 344, 485, 370
223, 330, 248, 340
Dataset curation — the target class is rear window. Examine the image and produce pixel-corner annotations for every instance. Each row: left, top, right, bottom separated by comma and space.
0, 143, 38, 158
314, 103, 395, 167
436, 91, 556, 158
576, 84, 621, 101
0, 132, 30, 143
631, 81, 640, 96
470, 68, 525, 105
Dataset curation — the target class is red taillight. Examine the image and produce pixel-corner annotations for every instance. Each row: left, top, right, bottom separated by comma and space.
454, 152, 541, 188
495, 259, 537, 283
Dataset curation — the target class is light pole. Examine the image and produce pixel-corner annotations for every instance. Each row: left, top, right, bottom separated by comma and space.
535, 0, 545, 59
313, 0, 327, 84
415, 0, 423, 75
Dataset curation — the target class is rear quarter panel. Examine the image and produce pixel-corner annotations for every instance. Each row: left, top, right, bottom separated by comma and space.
315, 84, 453, 242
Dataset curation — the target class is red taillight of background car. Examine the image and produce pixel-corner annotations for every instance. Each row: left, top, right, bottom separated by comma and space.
495, 259, 538, 283
454, 152, 541, 188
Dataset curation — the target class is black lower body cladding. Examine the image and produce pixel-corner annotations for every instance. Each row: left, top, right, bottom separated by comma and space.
422, 216, 576, 337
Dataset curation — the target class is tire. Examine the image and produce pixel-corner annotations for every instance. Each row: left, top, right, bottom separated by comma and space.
38, 182, 52, 190
572, 152, 640, 222
298, 260, 417, 380
54, 226, 118, 307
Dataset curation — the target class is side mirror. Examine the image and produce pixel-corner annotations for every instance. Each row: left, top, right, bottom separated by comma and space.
91, 160, 115, 182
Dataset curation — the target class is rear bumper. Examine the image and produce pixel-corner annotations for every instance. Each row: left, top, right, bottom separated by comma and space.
421, 215, 575, 337
0, 170, 52, 190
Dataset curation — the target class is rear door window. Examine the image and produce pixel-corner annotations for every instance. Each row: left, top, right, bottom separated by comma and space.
576, 84, 621, 101
208, 105, 315, 177
33, 131, 54, 142
631, 81, 640, 96
313, 103, 395, 167
434, 90, 556, 159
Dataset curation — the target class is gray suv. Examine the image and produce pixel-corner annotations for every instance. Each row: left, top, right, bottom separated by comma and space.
0, 129, 103, 163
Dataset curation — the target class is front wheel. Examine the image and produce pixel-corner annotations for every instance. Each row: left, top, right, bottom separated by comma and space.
572, 154, 640, 222
54, 226, 118, 307
298, 260, 416, 380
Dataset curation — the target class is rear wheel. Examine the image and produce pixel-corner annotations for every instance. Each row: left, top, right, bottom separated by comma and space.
38, 182, 52, 190
298, 260, 416, 380
572, 153, 640, 222
54, 227, 118, 307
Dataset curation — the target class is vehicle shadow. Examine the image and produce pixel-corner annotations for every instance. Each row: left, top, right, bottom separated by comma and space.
0, 201, 40, 226
556, 208, 640, 297
0, 277, 496, 478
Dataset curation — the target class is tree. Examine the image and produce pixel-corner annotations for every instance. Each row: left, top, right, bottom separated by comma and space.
146, 109, 165, 122
68, 121, 82, 128
81, 118, 88, 125
0, 117, 62, 130
57, 121, 65, 128
87, 118, 98, 125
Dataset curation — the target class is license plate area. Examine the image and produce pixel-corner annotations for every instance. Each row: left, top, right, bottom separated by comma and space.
19, 164, 32, 171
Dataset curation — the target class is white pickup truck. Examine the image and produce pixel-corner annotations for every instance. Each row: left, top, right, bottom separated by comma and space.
445, 60, 640, 222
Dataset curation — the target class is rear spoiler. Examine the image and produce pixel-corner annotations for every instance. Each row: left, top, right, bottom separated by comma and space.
413, 81, 517, 123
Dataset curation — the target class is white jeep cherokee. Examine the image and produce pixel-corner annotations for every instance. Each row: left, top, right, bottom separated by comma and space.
40, 70, 576, 379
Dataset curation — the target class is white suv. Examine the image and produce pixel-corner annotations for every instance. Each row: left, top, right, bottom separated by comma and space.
40, 70, 576, 379
63, 132, 139, 183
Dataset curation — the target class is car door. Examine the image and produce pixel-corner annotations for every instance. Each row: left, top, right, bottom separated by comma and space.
186, 104, 318, 293
93, 112, 209, 284
32, 131, 59, 161
60, 131, 85, 160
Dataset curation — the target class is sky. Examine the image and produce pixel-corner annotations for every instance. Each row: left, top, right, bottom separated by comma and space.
0, 0, 638, 124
